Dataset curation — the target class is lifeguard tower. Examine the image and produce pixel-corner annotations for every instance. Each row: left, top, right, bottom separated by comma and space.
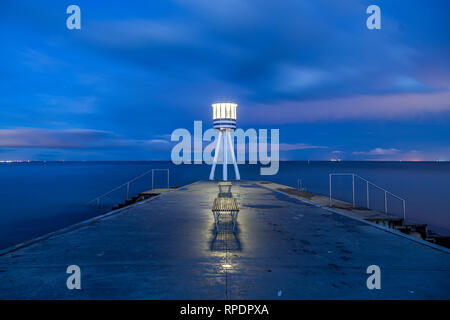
209, 102, 240, 181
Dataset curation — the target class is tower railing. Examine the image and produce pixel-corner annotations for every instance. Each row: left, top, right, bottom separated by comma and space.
329, 173, 406, 220
87, 168, 170, 207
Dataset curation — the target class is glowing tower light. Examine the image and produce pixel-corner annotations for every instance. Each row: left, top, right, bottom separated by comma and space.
209, 102, 240, 181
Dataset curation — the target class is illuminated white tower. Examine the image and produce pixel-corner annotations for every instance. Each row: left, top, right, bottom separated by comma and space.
209, 102, 240, 181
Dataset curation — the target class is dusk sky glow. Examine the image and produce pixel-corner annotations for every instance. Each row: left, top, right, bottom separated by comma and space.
1, 0, 449, 161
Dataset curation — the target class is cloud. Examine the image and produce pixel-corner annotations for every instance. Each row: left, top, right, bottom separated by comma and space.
349, 148, 448, 161
20, 48, 63, 72
0, 128, 111, 149
275, 65, 333, 94
391, 76, 431, 92
39, 95, 98, 114
244, 90, 450, 124
22, 0, 443, 126
353, 148, 401, 156
279, 143, 327, 151
129, 138, 173, 151
79, 0, 443, 105
87, 19, 198, 48
0, 128, 172, 150
1, 0, 450, 161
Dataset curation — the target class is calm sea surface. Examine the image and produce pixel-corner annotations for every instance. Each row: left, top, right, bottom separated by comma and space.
0, 161, 449, 249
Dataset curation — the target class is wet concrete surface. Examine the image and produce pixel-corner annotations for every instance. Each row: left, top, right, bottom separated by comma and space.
0, 180, 449, 299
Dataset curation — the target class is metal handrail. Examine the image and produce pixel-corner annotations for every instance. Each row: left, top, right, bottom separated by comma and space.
329, 173, 406, 220
151, 169, 170, 191
87, 168, 170, 207
297, 179, 303, 191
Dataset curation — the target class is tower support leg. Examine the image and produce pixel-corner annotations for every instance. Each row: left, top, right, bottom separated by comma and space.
209, 131, 222, 180
226, 131, 240, 180
223, 129, 228, 181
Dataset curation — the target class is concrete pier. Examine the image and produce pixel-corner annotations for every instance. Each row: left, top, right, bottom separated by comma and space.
0, 181, 449, 299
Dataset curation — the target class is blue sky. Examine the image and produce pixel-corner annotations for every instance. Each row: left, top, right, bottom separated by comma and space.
1, 0, 449, 161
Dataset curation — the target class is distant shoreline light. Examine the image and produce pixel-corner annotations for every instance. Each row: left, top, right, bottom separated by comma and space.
0, 160, 31, 163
